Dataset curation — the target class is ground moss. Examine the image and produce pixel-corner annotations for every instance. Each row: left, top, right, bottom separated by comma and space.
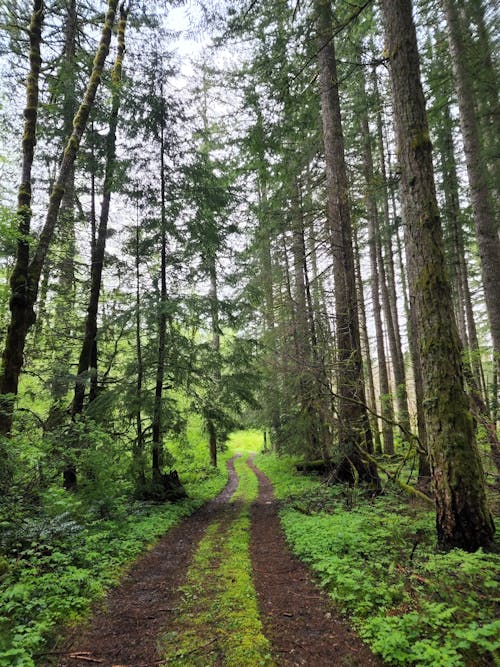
159, 454, 273, 666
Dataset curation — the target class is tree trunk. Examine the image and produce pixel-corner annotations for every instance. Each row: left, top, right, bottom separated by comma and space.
315, 0, 378, 485
51, 0, 78, 402
0, 0, 118, 440
134, 212, 145, 486
373, 68, 411, 437
152, 96, 168, 484
463, 0, 500, 207
381, 0, 494, 550
443, 0, 500, 377
71, 6, 127, 423
0, 0, 43, 485
359, 66, 394, 455
354, 232, 381, 455
207, 256, 220, 468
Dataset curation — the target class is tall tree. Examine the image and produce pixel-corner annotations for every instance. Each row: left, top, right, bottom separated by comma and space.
65, 5, 129, 490
380, 0, 494, 550
442, 0, 500, 378
315, 0, 378, 484
358, 61, 394, 455
0, 0, 43, 482
0, 0, 118, 444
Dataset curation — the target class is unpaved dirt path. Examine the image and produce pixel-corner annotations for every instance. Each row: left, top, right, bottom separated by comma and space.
247, 456, 382, 666
54, 456, 241, 667
52, 454, 381, 666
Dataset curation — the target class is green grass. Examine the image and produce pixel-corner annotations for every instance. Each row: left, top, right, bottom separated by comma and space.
227, 429, 265, 455
254, 451, 500, 667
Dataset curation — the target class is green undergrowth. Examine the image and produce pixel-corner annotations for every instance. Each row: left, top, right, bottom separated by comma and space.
160, 454, 272, 666
0, 453, 232, 667
254, 452, 500, 667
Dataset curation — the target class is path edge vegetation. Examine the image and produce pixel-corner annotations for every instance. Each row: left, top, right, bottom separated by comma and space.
0, 451, 233, 667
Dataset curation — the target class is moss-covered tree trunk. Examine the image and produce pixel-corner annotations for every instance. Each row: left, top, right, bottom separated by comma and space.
0, 0, 118, 443
64, 5, 128, 490
0, 1, 43, 481
381, 0, 494, 550
315, 0, 378, 485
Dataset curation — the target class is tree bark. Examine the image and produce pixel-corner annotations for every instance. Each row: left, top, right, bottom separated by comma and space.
443, 0, 500, 377
381, 0, 494, 550
0, 0, 43, 480
315, 0, 378, 485
359, 66, 394, 455
0, 0, 118, 440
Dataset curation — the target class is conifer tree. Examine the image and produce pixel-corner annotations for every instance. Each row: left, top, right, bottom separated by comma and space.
380, 0, 494, 550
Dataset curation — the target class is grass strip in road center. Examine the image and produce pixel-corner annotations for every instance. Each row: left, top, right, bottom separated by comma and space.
159, 454, 273, 666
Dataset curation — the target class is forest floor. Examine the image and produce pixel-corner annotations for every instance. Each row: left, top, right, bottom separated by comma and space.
52, 454, 381, 667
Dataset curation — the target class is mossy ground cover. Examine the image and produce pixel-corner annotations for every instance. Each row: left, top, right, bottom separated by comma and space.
159, 454, 273, 666
254, 451, 500, 667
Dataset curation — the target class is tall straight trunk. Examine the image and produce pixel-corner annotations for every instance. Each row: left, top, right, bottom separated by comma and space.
291, 183, 313, 444
0, 0, 118, 440
152, 98, 168, 482
51, 0, 77, 401
359, 67, 394, 455
207, 257, 220, 468
354, 232, 381, 454
373, 68, 411, 436
253, 103, 275, 334
443, 0, 500, 376
438, 102, 488, 402
464, 0, 500, 205
296, 187, 330, 459
391, 138, 429, 464
315, 0, 378, 485
397, 224, 430, 486
72, 6, 127, 418
381, 0, 494, 550
408, 292, 431, 488
134, 214, 145, 485
0, 0, 43, 480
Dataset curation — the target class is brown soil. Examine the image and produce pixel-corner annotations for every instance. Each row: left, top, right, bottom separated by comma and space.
247, 457, 382, 666
49, 454, 382, 667
52, 456, 241, 667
